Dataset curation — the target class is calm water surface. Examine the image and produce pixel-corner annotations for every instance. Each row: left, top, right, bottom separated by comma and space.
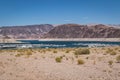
18, 40, 120, 48
0, 40, 120, 49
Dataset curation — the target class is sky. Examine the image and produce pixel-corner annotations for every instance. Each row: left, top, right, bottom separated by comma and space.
0, 0, 120, 26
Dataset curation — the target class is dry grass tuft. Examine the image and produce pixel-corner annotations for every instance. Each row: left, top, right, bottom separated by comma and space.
77, 59, 84, 65
116, 55, 120, 63
55, 57, 62, 63
74, 49, 90, 55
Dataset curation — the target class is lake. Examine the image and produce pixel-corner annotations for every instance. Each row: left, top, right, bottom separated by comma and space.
17, 40, 120, 48
0, 40, 120, 49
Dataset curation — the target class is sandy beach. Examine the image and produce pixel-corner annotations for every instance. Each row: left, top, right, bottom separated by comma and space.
0, 47, 120, 80
0, 38, 120, 43
38, 38, 120, 42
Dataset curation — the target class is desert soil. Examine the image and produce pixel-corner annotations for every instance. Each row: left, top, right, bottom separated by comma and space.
0, 47, 120, 80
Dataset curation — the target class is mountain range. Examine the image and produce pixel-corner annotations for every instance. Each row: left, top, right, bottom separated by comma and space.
0, 24, 53, 39
0, 24, 120, 39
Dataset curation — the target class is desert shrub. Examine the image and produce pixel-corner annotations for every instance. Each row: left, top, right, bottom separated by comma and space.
110, 51, 116, 55
65, 50, 70, 53
26, 51, 32, 56
77, 59, 84, 65
106, 48, 113, 53
108, 60, 113, 66
53, 50, 57, 53
17, 49, 26, 53
55, 57, 62, 63
15, 53, 22, 57
116, 55, 120, 63
106, 48, 117, 55
114, 47, 119, 50
74, 49, 90, 55
15, 49, 32, 57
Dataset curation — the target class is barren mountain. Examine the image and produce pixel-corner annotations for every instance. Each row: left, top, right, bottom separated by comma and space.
0, 24, 53, 39
0, 24, 120, 39
44, 24, 120, 38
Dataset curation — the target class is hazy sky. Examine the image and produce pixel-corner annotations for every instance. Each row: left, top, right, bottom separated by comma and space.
0, 0, 120, 26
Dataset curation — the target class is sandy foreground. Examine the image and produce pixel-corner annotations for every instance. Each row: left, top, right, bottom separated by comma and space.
0, 47, 120, 80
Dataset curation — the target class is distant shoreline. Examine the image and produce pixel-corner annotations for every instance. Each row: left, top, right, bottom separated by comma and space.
38, 38, 120, 42
0, 38, 120, 43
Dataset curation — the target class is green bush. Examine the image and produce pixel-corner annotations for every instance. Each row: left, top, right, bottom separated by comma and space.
74, 49, 90, 55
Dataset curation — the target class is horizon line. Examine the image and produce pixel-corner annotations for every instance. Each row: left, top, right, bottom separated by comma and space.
1, 23, 120, 27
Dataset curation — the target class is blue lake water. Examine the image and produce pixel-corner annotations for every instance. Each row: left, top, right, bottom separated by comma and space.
17, 40, 120, 48
0, 40, 120, 49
